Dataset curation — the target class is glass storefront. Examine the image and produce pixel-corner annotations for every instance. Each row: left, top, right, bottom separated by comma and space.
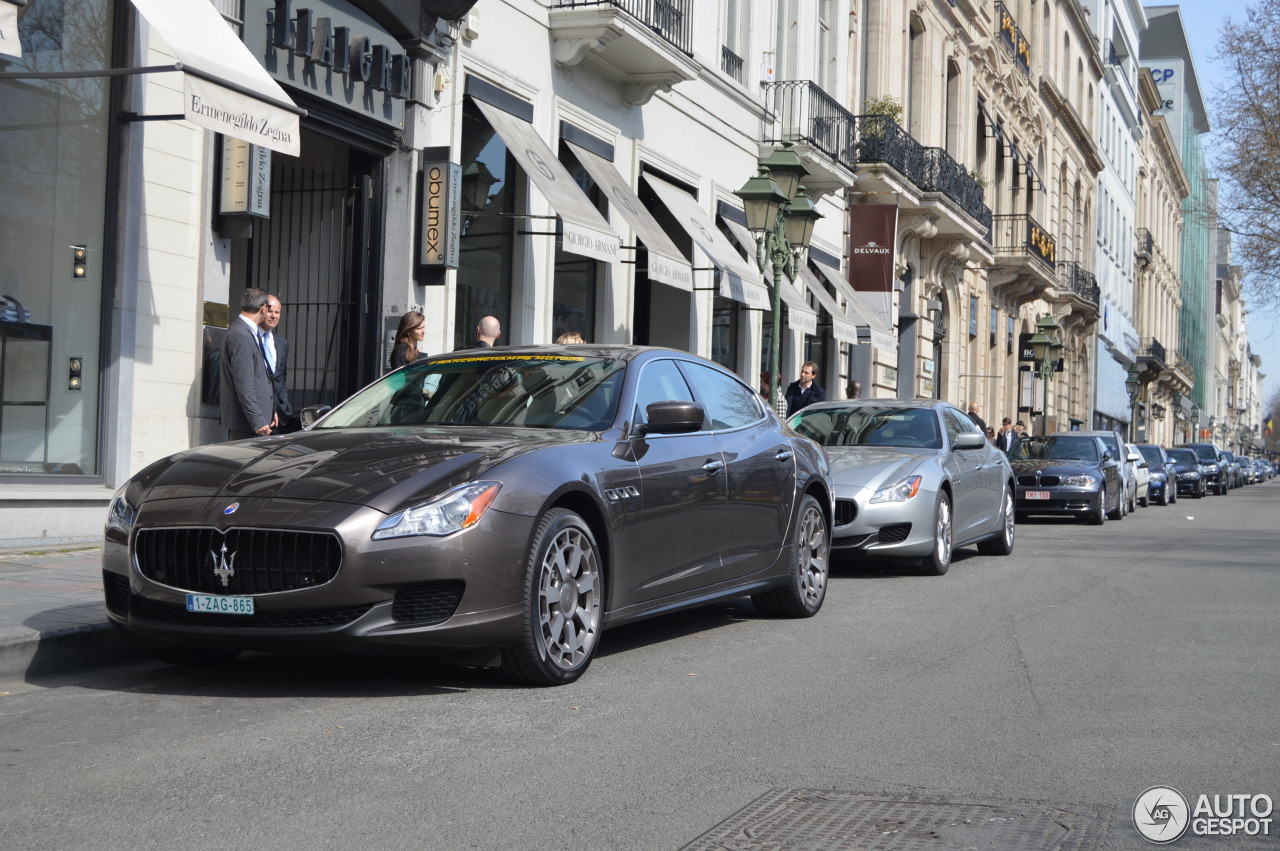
0, 0, 113, 475
455, 97, 514, 350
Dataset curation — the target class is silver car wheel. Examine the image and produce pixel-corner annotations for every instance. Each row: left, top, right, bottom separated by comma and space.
936, 496, 952, 565
796, 502, 828, 608
536, 524, 602, 672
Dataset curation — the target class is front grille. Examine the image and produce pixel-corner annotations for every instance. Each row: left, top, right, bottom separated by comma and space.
135, 527, 342, 594
1018, 474, 1060, 487
1017, 475, 1038, 487
834, 499, 858, 527
1039, 475, 1061, 486
130, 596, 373, 629
103, 570, 131, 616
392, 582, 466, 624
878, 523, 912, 544
832, 533, 873, 549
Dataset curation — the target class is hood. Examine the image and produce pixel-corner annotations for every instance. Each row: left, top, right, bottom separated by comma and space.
136, 427, 593, 513
1010, 458, 1100, 476
825, 446, 935, 491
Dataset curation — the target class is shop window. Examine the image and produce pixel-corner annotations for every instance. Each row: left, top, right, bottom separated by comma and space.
455, 98, 516, 350
0, 0, 115, 475
711, 299, 739, 371
554, 153, 603, 342
968, 296, 979, 337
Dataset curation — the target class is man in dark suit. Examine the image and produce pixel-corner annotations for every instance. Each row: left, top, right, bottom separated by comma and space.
996, 417, 1020, 454
219, 288, 276, 440
457, 315, 501, 350
784, 361, 826, 418
263, 294, 296, 433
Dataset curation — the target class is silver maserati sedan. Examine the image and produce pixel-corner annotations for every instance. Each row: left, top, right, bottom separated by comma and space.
788, 399, 1015, 574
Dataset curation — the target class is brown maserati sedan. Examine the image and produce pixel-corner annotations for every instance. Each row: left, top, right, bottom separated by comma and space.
103, 346, 832, 685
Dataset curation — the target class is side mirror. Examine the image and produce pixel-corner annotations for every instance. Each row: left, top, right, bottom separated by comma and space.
1100, 450, 1112, 462
953, 432, 985, 450
1127, 451, 1142, 463
300, 404, 333, 428
638, 401, 705, 435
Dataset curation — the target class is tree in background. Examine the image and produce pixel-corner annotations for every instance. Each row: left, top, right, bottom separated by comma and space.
1216, 1, 1280, 311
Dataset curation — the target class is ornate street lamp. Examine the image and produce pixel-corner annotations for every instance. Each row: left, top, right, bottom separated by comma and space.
1027, 314, 1062, 436
1124, 363, 1142, 442
735, 143, 822, 415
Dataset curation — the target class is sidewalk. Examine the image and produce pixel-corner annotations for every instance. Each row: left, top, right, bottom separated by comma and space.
0, 546, 148, 681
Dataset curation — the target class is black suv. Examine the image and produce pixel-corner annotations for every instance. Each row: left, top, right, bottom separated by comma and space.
1175, 442, 1229, 495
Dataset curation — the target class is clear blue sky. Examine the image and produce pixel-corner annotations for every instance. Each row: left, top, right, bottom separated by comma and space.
1157, 1, 1280, 407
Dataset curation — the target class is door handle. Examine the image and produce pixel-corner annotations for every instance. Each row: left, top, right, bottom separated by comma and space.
775, 450, 793, 462
703, 460, 725, 473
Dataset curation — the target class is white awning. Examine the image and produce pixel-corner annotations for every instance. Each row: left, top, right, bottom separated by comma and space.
129, 0, 302, 156
796, 265, 860, 344
475, 101, 621, 263
566, 142, 692, 291
811, 258, 897, 352
1, 1, 22, 60
722, 217, 818, 335
644, 174, 769, 310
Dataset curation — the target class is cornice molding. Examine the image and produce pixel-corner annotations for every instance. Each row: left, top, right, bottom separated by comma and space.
1039, 78, 1104, 174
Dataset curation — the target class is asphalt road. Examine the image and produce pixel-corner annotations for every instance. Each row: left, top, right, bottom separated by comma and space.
1, 484, 1277, 850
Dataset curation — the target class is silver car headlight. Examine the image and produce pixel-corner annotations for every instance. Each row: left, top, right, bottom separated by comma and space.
870, 474, 923, 504
105, 483, 138, 535
373, 482, 502, 540
1060, 474, 1097, 487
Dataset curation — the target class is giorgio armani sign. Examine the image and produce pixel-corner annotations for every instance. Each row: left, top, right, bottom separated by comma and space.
246, 0, 409, 128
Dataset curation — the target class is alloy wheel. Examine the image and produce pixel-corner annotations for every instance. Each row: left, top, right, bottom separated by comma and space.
536, 525, 602, 672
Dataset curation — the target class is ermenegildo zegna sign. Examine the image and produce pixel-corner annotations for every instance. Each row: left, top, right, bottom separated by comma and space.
244, 0, 408, 128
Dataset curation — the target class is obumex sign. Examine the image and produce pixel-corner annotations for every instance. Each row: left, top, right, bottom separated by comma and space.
420, 161, 461, 269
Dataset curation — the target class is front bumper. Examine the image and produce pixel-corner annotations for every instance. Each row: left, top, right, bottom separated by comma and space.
102, 497, 536, 658
1014, 486, 1102, 517
830, 490, 937, 558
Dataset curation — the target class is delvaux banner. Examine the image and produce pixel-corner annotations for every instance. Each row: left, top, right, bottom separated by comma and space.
848, 204, 899, 333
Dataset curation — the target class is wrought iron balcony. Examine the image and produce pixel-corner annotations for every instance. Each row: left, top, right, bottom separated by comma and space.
762, 80, 856, 165
921, 148, 992, 232
1138, 337, 1168, 370
1136, 228, 1153, 264
996, 2, 1031, 75
852, 114, 927, 188
551, 0, 693, 54
1169, 350, 1197, 386
721, 45, 744, 83
1055, 261, 1099, 304
992, 214, 1055, 267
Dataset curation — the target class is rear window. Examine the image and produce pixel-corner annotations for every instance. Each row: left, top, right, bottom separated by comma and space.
1185, 445, 1217, 462
1136, 446, 1163, 465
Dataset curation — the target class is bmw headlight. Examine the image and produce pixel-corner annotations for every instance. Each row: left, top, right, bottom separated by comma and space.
1060, 474, 1097, 487
373, 482, 502, 540
105, 483, 138, 535
870, 475, 923, 504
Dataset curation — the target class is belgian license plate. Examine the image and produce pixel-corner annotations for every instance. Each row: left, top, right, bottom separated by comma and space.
1025, 490, 1051, 500
186, 594, 254, 615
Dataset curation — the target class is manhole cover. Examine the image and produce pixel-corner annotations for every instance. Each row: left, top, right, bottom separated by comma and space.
682, 788, 1111, 850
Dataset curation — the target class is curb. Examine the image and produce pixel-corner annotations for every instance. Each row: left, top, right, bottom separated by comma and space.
0, 622, 152, 682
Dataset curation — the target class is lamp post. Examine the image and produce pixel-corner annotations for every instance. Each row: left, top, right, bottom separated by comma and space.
1027, 314, 1062, 436
1124, 363, 1142, 443
735, 144, 822, 415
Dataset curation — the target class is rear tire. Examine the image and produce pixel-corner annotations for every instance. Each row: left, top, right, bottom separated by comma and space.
978, 489, 1016, 556
500, 509, 604, 686
752, 494, 828, 616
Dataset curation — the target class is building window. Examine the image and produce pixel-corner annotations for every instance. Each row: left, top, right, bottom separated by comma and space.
969, 296, 979, 337
0, 0, 116, 476
456, 99, 516, 349
990, 306, 998, 347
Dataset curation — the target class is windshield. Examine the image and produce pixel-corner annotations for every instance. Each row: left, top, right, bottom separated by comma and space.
1136, 446, 1164, 466
1167, 449, 1198, 465
789, 406, 942, 449
1185, 444, 1217, 462
1038, 436, 1100, 463
317, 354, 626, 430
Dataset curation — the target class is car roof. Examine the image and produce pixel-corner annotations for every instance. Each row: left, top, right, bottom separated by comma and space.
798, 398, 953, 411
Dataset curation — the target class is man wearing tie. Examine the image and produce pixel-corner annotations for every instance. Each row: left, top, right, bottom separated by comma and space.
262, 294, 296, 433
997, 417, 1020, 454
219, 288, 276, 440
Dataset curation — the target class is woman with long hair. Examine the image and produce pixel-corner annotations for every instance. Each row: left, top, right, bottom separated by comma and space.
389, 311, 426, 370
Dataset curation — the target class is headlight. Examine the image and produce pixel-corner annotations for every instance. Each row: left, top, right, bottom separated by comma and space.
870, 474, 923, 504
1205, 463, 1219, 473
1149, 472, 1166, 481
105, 483, 137, 535
1060, 474, 1096, 487
1179, 472, 1201, 480
373, 482, 501, 540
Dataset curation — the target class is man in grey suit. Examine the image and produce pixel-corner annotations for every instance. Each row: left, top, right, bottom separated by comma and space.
263, 294, 296, 433
220, 288, 276, 440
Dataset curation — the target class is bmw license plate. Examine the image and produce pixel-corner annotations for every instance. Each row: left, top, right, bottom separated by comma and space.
186, 594, 254, 615
1025, 490, 1051, 500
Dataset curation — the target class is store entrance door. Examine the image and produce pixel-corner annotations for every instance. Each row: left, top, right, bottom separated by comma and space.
231, 129, 382, 412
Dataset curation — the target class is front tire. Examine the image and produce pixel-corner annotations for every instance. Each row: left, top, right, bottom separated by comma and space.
1094, 487, 1110, 524
753, 494, 829, 617
978, 488, 1016, 556
919, 491, 953, 575
500, 509, 604, 686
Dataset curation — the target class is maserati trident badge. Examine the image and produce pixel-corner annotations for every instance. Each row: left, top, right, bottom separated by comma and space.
224, 502, 240, 515
211, 542, 236, 587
